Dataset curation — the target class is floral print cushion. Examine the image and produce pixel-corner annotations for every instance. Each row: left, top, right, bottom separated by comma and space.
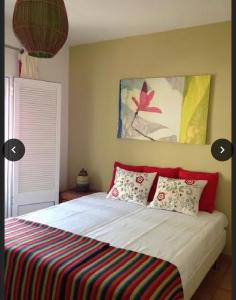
148, 176, 208, 216
107, 167, 157, 206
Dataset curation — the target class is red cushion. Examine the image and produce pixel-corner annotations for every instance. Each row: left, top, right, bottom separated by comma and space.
178, 169, 219, 213
109, 162, 179, 202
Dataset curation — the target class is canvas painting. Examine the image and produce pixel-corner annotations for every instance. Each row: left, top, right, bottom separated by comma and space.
117, 75, 211, 144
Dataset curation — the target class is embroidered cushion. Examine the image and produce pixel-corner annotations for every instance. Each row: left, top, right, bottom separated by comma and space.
142, 166, 180, 201
108, 161, 179, 202
178, 169, 219, 213
107, 167, 156, 206
149, 176, 208, 216
108, 162, 145, 191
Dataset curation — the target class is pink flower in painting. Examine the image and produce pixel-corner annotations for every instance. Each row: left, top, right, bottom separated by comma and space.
112, 188, 119, 197
132, 81, 162, 113
136, 176, 144, 184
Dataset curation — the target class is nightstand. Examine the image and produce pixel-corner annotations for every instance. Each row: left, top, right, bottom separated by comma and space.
59, 188, 100, 203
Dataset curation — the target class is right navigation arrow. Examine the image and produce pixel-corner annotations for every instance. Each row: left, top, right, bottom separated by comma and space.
211, 139, 233, 161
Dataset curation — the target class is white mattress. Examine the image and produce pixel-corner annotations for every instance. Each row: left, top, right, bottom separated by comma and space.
21, 192, 228, 298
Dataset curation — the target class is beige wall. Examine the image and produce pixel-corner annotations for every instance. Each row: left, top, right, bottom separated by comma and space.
69, 22, 231, 254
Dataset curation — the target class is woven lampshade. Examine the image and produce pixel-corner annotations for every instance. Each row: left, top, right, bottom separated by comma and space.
13, 0, 69, 58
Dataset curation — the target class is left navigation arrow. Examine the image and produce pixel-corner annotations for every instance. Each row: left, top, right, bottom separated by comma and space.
3, 139, 25, 161
11, 146, 16, 154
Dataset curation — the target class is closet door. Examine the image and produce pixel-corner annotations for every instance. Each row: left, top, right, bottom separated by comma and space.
12, 78, 61, 216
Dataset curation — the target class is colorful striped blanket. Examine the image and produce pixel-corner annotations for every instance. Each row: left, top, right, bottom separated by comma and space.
5, 218, 184, 300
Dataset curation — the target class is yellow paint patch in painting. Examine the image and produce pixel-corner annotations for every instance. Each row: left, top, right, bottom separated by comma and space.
179, 75, 211, 144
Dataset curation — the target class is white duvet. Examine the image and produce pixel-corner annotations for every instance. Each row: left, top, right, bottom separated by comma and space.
21, 192, 228, 294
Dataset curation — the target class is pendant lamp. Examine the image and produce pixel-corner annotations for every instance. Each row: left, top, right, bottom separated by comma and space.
13, 0, 69, 58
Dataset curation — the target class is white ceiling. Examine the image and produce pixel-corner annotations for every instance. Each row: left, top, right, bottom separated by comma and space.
5, 0, 231, 46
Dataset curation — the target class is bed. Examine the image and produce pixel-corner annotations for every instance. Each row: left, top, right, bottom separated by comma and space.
5, 192, 227, 300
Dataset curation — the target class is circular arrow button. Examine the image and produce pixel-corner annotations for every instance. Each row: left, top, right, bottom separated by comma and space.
211, 139, 233, 161
3, 139, 25, 161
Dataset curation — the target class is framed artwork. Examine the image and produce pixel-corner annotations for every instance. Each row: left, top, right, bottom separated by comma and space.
117, 75, 212, 144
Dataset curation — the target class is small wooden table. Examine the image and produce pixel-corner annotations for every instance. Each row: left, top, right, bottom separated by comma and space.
59, 189, 100, 203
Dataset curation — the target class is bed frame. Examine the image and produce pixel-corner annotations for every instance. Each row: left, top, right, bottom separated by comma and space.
184, 231, 226, 299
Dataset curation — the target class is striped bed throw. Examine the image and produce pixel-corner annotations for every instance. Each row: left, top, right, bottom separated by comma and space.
5, 218, 184, 300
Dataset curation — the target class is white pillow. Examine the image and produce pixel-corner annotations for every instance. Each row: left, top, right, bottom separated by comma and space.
148, 176, 207, 216
107, 167, 156, 206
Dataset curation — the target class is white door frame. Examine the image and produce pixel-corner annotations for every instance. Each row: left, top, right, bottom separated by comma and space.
4, 76, 14, 218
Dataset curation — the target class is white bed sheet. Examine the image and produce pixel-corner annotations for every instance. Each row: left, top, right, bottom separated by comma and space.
21, 192, 228, 295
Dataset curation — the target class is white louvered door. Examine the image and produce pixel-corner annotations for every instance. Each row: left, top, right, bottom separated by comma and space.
12, 78, 61, 216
